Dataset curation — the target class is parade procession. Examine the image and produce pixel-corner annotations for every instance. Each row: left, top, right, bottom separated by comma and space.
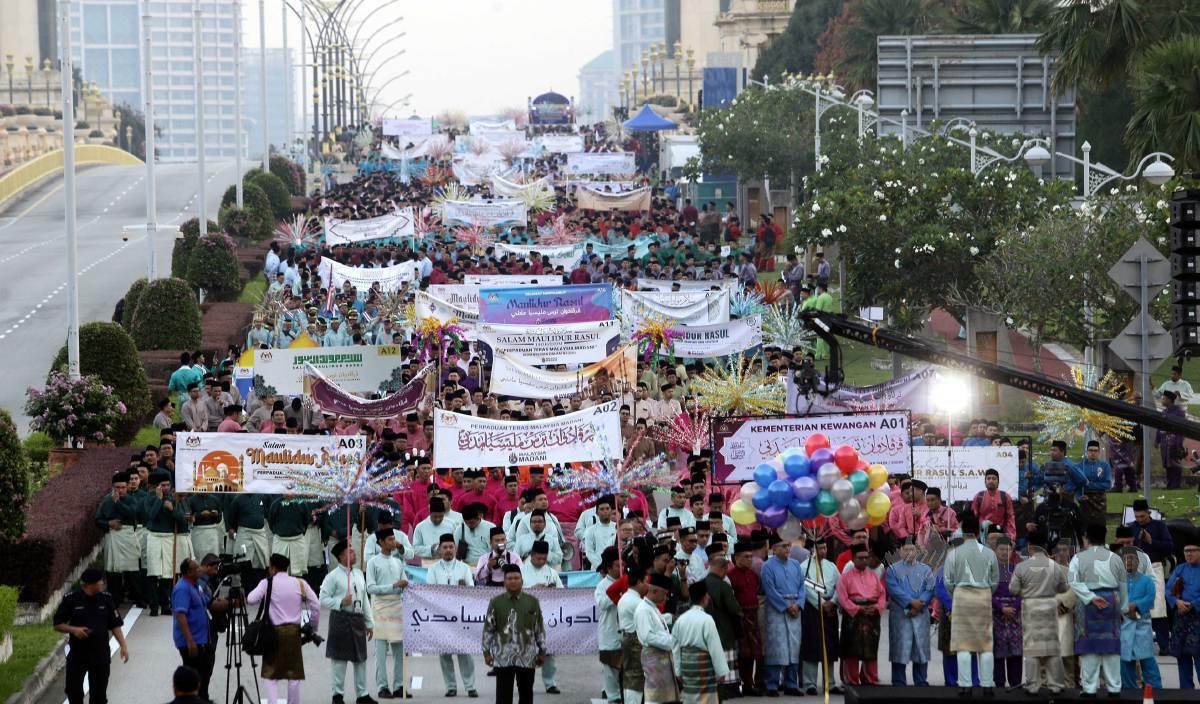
2, 1, 1200, 704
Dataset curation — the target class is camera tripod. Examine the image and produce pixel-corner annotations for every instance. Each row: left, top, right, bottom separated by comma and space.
222, 576, 261, 704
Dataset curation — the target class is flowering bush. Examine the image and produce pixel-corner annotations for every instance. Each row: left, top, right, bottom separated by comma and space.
25, 372, 127, 448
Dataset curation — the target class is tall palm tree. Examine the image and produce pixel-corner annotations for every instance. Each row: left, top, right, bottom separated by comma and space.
1125, 35, 1200, 173
825, 0, 940, 90
1037, 0, 1200, 92
952, 0, 1052, 34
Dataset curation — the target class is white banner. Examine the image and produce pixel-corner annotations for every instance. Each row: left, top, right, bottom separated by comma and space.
426, 284, 479, 310
569, 180, 636, 192
415, 290, 479, 337
463, 274, 563, 287
478, 319, 622, 366
324, 208, 415, 245
637, 277, 739, 293
492, 174, 552, 198
252, 344, 407, 396
566, 152, 635, 175
469, 118, 516, 133
712, 411, 912, 483
382, 118, 432, 137
489, 346, 636, 400
443, 199, 527, 226
539, 134, 585, 153
175, 432, 366, 494
318, 258, 419, 293
404, 584, 598, 655
620, 289, 731, 329
911, 446, 1018, 502
433, 399, 623, 468
788, 365, 941, 415
576, 187, 651, 212
494, 242, 582, 270
674, 316, 762, 359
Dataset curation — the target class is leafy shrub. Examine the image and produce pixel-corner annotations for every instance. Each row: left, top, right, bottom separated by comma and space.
48, 322, 152, 444
270, 155, 305, 195
242, 182, 274, 241
87, 129, 104, 138
129, 277, 202, 351
73, 119, 88, 128
248, 170, 291, 218
219, 205, 255, 240
221, 184, 237, 209
25, 373, 126, 449
0, 410, 29, 542
186, 233, 241, 301
0, 585, 16, 637
22, 432, 53, 464
120, 278, 149, 329
172, 218, 218, 278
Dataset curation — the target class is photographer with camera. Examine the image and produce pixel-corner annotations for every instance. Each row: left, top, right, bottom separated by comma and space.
245, 553, 320, 704
476, 526, 523, 586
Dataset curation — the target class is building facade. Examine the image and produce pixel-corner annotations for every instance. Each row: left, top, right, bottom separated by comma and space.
242, 46, 292, 161
715, 0, 796, 72
612, 0, 666, 76
577, 49, 616, 123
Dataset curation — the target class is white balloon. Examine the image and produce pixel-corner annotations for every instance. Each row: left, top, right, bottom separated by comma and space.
817, 463, 842, 490
739, 483, 759, 504
846, 514, 867, 531
831, 478, 854, 503
778, 517, 805, 542
838, 497, 861, 522
854, 490, 870, 506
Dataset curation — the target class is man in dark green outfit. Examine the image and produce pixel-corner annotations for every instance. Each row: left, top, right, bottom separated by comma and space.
483, 564, 547, 704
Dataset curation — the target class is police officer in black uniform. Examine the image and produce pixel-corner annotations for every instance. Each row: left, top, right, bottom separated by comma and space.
53, 568, 129, 704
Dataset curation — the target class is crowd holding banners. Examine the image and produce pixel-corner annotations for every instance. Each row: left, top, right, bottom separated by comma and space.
83, 116, 1200, 704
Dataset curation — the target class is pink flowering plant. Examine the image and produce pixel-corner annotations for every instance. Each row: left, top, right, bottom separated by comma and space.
25, 372, 127, 448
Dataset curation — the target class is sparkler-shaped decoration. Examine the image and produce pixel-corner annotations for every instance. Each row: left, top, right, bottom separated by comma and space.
279, 446, 409, 515
432, 182, 468, 219
420, 165, 451, 186
468, 137, 493, 157
631, 315, 683, 365
692, 352, 786, 416
254, 289, 287, 325
423, 135, 455, 162
453, 219, 495, 254
413, 206, 440, 239
754, 280, 789, 305
496, 137, 527, 164
537, 214, 582, 246
651, 409, 713, 456
412, 315, 467, 363
548, 431, 675, 506
372, 292, 407, 326
762, 302, 815, 350
730, 288, 767, 318
515, 182, 555, 213
1033, 367, 1136, 442
274, 214, 319, 249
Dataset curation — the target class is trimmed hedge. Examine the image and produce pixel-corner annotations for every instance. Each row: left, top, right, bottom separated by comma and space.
186, 233, 241, 301
48, 322, 153, 444
270, 154, 305, 195
129, 277, 202, 351
120, 277, 149, 329
0, 447, 127, 603
243, 182, 274, 241
172, 218, 218, 278
248, 170, 291, 218
0, 410, 29, 542
219, 204, 255, 240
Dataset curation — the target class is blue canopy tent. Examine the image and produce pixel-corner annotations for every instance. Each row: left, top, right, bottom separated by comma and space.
622, 104, 677, 132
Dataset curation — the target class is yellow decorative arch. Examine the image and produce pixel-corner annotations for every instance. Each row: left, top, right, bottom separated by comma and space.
0, 145, 144, 206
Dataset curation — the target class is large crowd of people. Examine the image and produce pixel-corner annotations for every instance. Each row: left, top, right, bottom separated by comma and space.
72, 122, 1200, 704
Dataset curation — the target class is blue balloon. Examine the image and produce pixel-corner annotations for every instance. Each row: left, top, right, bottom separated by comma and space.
791, 475, 820, 501
752, 487, 772, 511
768, 479, 793, 508
783, 453, 811, 479
789, 498, 817, 519
753, 462, 778, 488
778, 446, 806, 463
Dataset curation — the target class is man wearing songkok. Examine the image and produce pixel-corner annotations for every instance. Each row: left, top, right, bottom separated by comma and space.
1068, 523, 1127, 697
837, 542, 886, 685
760, 534, 805, 695
1007, 529, 1068, 694
943, 514, 1000, 695
885, 538, 934, 686
673, 580, 730, 704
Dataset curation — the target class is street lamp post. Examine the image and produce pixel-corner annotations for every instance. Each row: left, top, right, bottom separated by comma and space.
851, 89, 874, 142
42, 59, 51, 108
142, 0, 158, 278
686, 48, 695, 106
25, 57, 34, 104
282, 2, 292, 163
5, 54, 13, 104
258, 0, 269, 171
674, 40, 682, 98
193, 0, 207, 237
232, 0, 243, 207
813, 82, 846, 172
60, 0, 80, 379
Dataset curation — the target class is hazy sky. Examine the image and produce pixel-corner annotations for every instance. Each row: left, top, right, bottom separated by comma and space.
244, 0, 613, 119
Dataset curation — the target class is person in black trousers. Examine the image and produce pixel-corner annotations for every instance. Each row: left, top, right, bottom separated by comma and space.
53, 568, 130, 704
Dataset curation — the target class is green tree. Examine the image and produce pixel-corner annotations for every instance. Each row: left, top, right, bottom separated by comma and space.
172, 218, 217, 278
185, 233, 241, 301
752, 0, 844, 81
816, 0, 940, 91
951, 0, 1052, 33
689, 82, 815, 185
0, 409, 29, 541
1126, 36, 1200, 173
49, 322, 152, 444
129, 278, 202, 351
248, 170, 292, 218
242, 182, 275, 240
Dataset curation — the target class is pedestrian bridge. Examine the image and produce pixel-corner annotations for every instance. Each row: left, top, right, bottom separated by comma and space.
0, 145, 143, 208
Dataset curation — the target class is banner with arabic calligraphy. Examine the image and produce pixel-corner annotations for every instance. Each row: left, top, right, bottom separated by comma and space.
566, 152, 634, 175
403, 583, 599, 655
712, 411, 912, 483
404, 565, 602, 588
432, 399, 622, 468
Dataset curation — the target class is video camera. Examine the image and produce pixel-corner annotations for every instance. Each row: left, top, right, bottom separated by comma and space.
215, 554, 253, 581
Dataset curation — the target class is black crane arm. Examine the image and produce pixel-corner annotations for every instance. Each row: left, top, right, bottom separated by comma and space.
801, 311, 1200, 441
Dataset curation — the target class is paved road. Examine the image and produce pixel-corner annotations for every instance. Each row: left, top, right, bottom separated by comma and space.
0, 161, 241, 431
33, 599, 1186, 704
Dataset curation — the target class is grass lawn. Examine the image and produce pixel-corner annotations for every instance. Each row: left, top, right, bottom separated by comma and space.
1108, 488, 1200, 522
132, 424, 161, 449
0, 622, 62, 700
237, 276, 266, 303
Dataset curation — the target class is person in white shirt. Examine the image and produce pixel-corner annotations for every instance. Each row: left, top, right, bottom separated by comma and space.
637, 573, 681, 704
411, 499, 462, 559
657, 487, 696, 531
511, 490, 563, 544
595, 549, 624, 704
676, 527, 708, 585
458, 505, 496, 566
423, 533, 477, 698
519, 540, 563, 694
619, 569, 650, 704
653, 384, 683, 424
365, 530, 410, 699
673, 581, 731, 700
1155, 365, 1194, 405
318, 540, 374, 704
584, 497, 619, 568
515, 510, 563, 570
362, 512, 414, 566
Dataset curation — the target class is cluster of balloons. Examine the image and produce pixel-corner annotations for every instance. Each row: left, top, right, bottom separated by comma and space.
729, 433, 893, 540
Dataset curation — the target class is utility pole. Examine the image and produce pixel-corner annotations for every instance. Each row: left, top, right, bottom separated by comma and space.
142, 0, 158, 277
258, 0, 269, 171
193, 0, 207, 236
233, 0, 243, 207
61, 0, 80, 379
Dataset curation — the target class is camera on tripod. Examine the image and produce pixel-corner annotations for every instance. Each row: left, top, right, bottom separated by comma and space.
792, 358, 818, 396
216, 555, 252, 581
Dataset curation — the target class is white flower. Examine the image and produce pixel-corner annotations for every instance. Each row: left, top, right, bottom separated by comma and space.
821, 228, 832, 236
969, 246, 980, 256
878, 214, 888, 222
894, 259, 901, 269
1156, 200, 1168, 210
811, 201, 821, 213
1110, 187, 1119, 195
873, 189, 886, 200
837, 224, 848, 233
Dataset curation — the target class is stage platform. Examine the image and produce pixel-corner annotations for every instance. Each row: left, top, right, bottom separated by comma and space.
845, 686, 1190, 704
